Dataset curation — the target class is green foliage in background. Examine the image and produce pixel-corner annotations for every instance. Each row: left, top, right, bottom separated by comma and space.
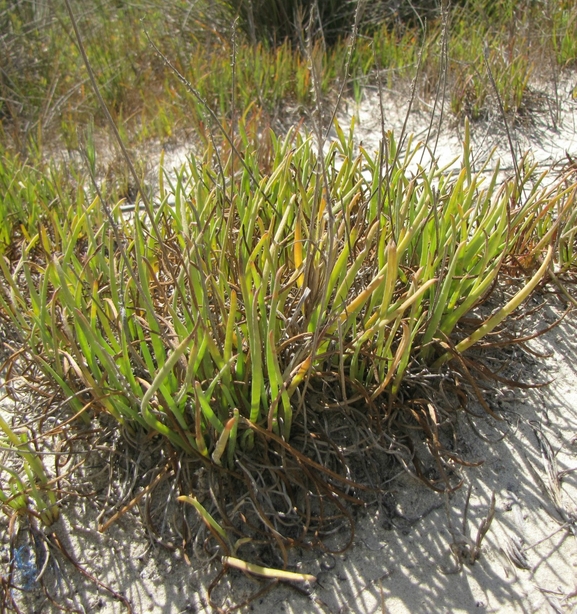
1, 0, 576, 154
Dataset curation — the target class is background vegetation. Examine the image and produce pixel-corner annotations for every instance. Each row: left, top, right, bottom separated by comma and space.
1, 0, 576, 154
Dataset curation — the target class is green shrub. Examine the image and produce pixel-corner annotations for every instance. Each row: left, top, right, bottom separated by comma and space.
1, 118, 574, 545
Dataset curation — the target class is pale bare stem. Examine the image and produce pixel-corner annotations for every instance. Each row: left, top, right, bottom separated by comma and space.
420, 0, 450, 165
473, 492, 496, 560
544, 0, 561, 129
222, 556, 316, 583
230, 16, 238, 207
546, 263, 577, 308
298, 3, 336, 422
385, 41, 425, 246
78, 146, 162, 328
445, 487, 496, 571
144, 33, 281, 217
62, 0, 157, 236
483, 42, 522, 196
324, 0, 368, 140
246, 0, 257, 46
60, 0, 197, 333
375, 62, 388, 219
522, 522, 574, 552
406, 0, 426, 31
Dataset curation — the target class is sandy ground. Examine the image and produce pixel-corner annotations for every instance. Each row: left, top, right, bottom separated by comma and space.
2, 297, 576, 613
2, 74, 577, 613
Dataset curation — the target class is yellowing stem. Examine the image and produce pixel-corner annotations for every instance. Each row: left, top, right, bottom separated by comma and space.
434, 245, 553, 367
294, 215, 304, 288
222, 556, 316, 582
